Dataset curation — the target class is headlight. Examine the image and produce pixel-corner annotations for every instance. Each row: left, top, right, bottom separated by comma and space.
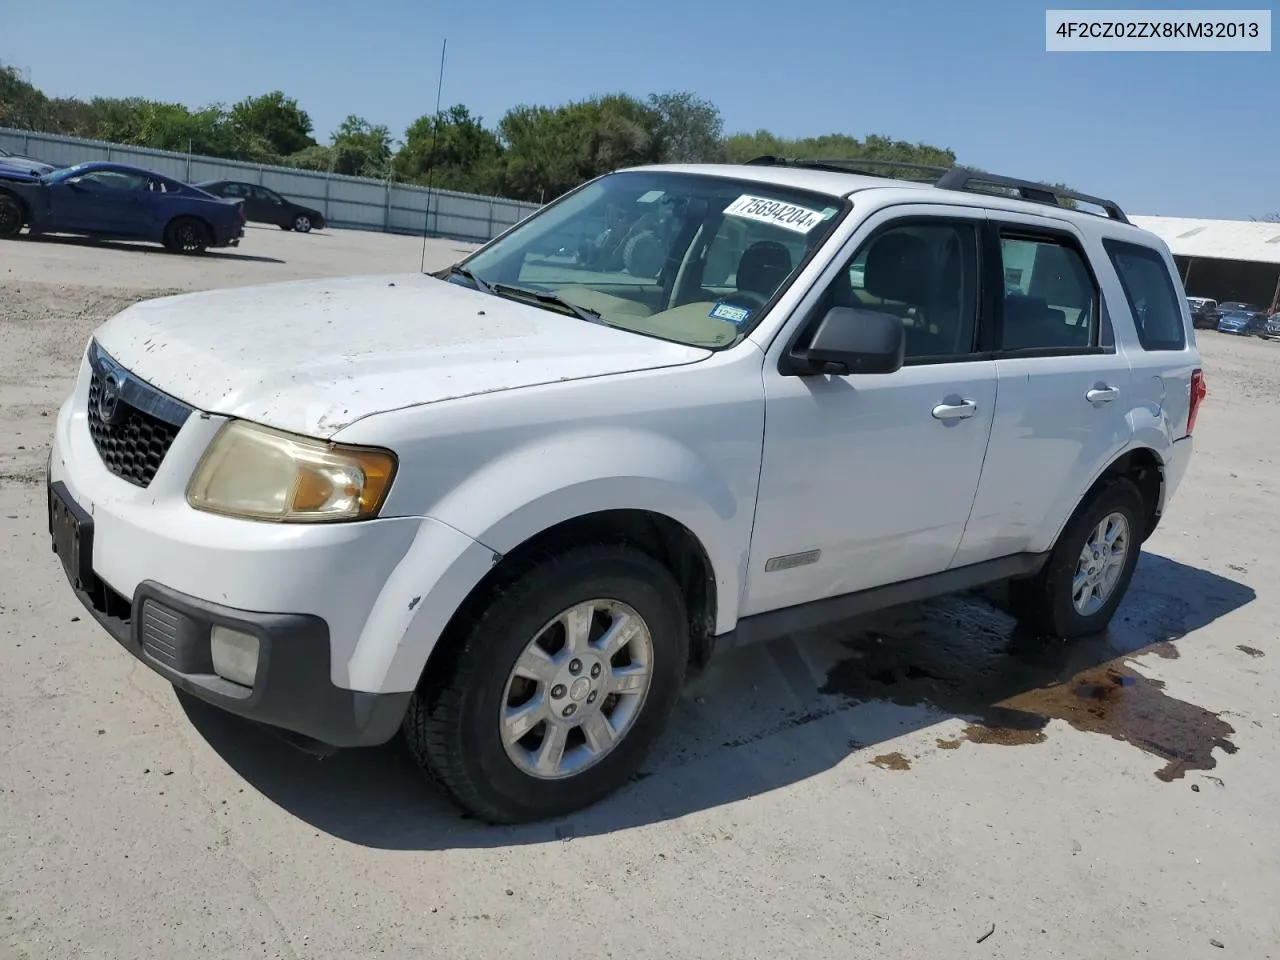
186, 421, 396, 523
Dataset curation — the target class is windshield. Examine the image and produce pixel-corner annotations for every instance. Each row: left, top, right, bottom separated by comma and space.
42, 162, 92, 183
458, 170, 848, 349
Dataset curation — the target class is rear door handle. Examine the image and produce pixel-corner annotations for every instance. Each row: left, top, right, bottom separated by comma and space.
1086, 385, 1120, 403
932, 400, 977, 421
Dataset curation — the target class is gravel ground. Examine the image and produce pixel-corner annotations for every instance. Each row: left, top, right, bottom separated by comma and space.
1, 227, 1278, 959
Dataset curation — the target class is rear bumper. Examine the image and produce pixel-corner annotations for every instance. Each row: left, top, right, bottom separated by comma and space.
51, 476, 410, 747
1161, 435, 1194, 513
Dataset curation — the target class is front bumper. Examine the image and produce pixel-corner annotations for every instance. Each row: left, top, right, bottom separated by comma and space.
44, 356, 482, 747
49, 482, 409, 747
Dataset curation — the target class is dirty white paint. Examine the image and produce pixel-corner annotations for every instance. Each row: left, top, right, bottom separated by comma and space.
92, 272, 711, 437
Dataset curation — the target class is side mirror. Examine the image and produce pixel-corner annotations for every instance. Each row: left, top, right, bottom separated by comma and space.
785, 306, 905, 376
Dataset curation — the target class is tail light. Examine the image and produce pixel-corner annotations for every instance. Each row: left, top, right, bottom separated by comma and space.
1187, 368, 1206, 436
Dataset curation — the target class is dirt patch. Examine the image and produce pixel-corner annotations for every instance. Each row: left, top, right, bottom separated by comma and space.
1237, 645, 1265, 658
870, 752, 911, 771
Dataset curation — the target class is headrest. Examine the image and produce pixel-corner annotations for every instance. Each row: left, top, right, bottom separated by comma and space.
864, 232, 929, 303
736, 241, 793, 298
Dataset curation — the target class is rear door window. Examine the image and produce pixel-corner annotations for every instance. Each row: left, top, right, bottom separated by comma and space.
996, 233, 1097, 351
1102, 239, 1187, 351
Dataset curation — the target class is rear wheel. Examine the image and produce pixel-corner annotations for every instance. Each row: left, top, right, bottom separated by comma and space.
1008, 477, 1145, 638
402, 544, 689, 824
0, 194, 24, 239
163, 217, 209, 255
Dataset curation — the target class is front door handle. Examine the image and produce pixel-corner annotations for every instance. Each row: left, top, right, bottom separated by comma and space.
1086, 385, 1120, 403
932, 400, 977, 421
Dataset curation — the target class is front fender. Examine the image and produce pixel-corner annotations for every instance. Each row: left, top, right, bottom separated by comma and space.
430, 426, 747, 631
349, 427, 752, 694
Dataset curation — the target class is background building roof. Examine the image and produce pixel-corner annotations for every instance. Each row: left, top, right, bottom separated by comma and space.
1131, 216, 1280, 265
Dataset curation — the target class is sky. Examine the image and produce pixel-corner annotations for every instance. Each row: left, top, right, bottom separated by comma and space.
2, 0, 1274, 219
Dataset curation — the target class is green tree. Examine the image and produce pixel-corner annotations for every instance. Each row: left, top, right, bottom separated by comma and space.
648, 91, 725, 163
0, 64, 49, 129
497, 94, 666, 202
330, 115, 393, 177
393, 104, 503, 192
723, 129, 956, 169
228, 91, 315, 158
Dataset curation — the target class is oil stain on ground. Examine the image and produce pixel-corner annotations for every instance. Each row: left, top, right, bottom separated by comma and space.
818, 586, 1237, 782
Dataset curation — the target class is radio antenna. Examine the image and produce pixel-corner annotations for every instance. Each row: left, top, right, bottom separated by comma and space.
419, 37, 448, 273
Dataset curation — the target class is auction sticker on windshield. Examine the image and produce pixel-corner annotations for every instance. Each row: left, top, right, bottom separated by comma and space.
724, 195, 826, 234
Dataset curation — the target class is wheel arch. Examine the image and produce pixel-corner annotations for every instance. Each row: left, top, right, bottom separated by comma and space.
355, 504, 728, 699
1042, 445, 1166, 554
0, 187, 30, 231
165, 212, 214, 242
432, 509, 719, 686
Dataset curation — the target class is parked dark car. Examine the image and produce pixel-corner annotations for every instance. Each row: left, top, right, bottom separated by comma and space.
1186, 296, 1220, 329
1261, 313, 1280, 340
0, 146, 57, 177
1217, 301, 1260, 315
0, 161, 245, 254
194, 180, 326, 232
1216, 309, 1267, 336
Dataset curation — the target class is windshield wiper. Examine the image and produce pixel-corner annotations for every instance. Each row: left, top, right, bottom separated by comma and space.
443, 264, 494, 295
490, 283, 605, 325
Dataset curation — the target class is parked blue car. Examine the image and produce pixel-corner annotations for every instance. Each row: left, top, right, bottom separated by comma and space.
1216, 309, 1267, 336
0, 146, 58, 176
0, 161, 245, 254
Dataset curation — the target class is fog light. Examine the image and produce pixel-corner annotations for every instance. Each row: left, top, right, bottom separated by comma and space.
210, 626, 260, 688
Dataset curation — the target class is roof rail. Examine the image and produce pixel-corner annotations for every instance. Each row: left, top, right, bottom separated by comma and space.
935, 167, 1130, 223
742, 155, 1130, 224
744, 155, 951, 180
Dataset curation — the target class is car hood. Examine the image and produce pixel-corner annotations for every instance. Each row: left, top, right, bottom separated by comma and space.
93, 272, 712, 438
0, 164, 43, 183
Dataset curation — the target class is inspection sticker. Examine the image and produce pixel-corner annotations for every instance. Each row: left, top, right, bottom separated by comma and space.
723, 194, 826, 233
710, 301, 752, 325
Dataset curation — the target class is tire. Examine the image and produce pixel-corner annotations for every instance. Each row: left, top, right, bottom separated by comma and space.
0, 193, 24, 239
1008, 477, 1145, 639
163, 217, 209, 255
622, 230, 665, 278
292, 213, 312, 233
402, 544, 689, 824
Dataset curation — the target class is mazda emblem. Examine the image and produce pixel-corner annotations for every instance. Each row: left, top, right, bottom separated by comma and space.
98, 372, 124, 425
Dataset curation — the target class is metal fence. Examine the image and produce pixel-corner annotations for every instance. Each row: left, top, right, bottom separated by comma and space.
0, 127, 542, 244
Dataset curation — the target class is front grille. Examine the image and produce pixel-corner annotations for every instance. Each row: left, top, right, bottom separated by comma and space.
85, 343, 192, 488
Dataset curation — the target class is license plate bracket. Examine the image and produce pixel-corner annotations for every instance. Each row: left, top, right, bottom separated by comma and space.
48, 479, 97, 593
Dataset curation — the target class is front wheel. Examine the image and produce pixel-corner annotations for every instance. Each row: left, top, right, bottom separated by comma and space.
402, 544, 689, 823
0, 194, 24, 239
1008, 477, 1145, 638
292, 213, 312, 233
163, 217, 209, 255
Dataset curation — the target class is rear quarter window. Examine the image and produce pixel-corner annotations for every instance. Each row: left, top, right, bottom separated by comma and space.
1102, 239, 1187, 351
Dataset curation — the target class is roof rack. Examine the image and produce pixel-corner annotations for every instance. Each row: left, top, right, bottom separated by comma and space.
744, 155, 951, 180
935, 168, 1129, 223
743, 156, 1130, 224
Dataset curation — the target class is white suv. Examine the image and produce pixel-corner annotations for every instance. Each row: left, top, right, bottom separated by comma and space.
47, 159, 1206, 823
